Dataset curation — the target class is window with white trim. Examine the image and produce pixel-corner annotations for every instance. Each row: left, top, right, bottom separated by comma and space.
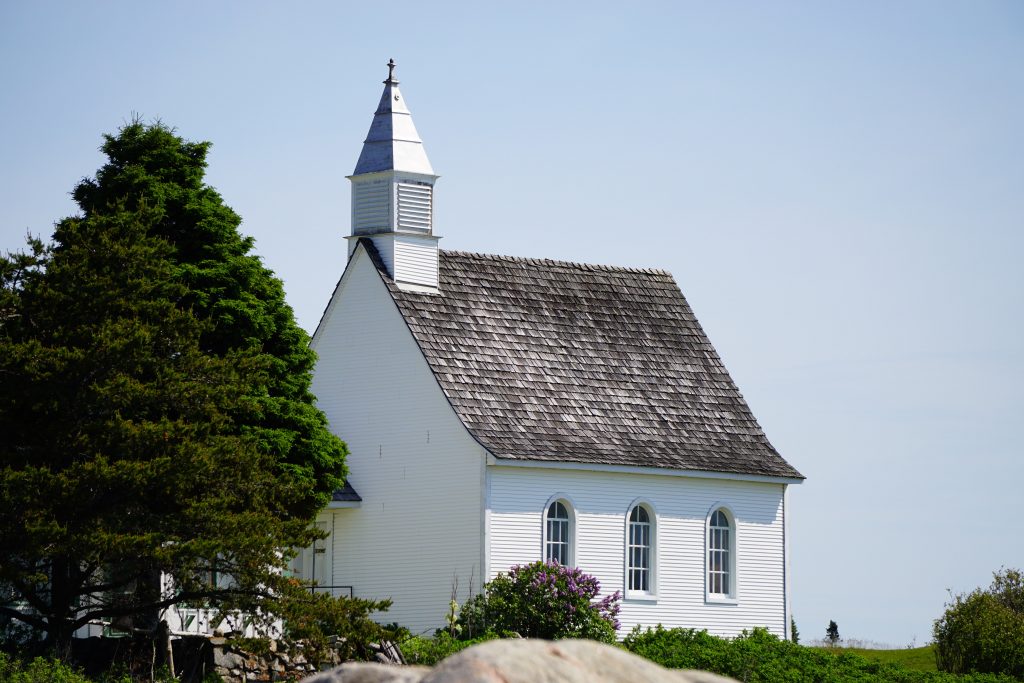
627, 505, 652, 593
544, 501, 571, 565
708, 508, 733, 597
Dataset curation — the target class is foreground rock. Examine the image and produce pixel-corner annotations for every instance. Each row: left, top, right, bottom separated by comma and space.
303, 638, 736, 683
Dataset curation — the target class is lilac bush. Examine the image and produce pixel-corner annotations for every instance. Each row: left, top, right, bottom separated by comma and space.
458, 560, 621, 643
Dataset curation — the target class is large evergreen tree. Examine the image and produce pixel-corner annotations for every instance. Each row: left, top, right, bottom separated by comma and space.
0, 122, 348, 650
70, 121, 347, 516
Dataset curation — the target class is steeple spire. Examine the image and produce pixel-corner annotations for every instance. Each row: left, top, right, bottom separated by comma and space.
353, 59, 434, 176
347, 60, 441, 293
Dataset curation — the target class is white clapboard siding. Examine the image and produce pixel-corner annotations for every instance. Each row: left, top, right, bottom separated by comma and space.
311, 246, 484, 633
486, 466, 787, 639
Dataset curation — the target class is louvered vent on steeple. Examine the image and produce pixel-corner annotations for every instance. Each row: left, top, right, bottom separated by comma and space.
353, 180, 391, 235
397, 182, 432, 233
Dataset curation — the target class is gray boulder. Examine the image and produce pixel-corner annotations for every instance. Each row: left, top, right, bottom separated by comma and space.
303, 661, 430, 683
303, 638, 736, 683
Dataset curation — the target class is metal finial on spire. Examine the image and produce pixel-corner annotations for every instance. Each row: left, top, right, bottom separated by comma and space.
386, 58, 397, 83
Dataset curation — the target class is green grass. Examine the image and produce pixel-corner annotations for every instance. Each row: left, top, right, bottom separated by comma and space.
815, 645, 938, 672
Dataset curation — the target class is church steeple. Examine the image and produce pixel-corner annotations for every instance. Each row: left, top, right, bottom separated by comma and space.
348, 59, 440, 292
353, 59, 434, 176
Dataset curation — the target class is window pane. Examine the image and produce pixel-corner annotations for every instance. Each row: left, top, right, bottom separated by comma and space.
545, 502, 571, 565
627, 508, 654, 592
708, 508, 733, 597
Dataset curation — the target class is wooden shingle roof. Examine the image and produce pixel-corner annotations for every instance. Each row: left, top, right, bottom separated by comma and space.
364, 241, 802, 480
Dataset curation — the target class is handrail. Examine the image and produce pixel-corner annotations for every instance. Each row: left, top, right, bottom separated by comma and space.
307, 584, 354, 599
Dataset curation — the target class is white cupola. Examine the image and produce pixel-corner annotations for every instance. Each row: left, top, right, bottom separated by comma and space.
347, 59, 440, 292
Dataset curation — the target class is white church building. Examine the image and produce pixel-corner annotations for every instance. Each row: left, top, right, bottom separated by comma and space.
302, 62, 805, 639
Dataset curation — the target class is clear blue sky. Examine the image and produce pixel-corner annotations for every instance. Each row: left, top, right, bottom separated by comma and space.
2, 0, 1021, 647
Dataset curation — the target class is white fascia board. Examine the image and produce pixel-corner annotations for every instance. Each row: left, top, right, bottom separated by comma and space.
327, 499, 364, 509
344, 234, 442, 244
395, 169, 441, 184
394, 280, 440, 294
484, 454, 804, 485
346, 170, 440, 183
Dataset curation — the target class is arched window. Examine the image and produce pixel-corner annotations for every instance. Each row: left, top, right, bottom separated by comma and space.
544, 501, 571, 565
627, 505, 653, 593
708, 508, 734, 598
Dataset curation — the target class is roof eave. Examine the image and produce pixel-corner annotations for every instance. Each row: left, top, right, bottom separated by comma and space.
485, 452, 805, 485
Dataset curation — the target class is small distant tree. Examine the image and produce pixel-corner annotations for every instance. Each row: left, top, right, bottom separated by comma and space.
933, 568, 1024, 677
790, 616, 800, 644
825, 620, 840, 646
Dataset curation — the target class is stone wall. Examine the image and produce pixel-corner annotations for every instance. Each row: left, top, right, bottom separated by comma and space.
207, 637, 339, 683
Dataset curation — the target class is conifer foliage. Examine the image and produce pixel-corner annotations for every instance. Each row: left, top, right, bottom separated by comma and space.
826, 620, 840, 646
0, 121, 349, 650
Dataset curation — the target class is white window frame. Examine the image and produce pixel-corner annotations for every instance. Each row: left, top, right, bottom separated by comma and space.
542, 495, 575, 566
623, 499, 657, 600
705, 504, 738, 604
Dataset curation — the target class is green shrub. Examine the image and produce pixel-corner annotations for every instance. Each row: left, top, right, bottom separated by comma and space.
623, 625, 1020, 683
401, 632, 499, 667
934, 569, 1024, 678
457, 561, 620, 643
0, 652, 94, 683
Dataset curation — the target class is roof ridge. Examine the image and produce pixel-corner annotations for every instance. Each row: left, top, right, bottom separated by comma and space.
439, 248, 672, 277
